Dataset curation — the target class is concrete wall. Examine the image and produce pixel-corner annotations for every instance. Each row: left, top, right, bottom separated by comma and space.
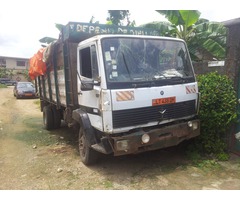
193, 62, 226, 76
224, 20, 240, 155
224, 25, 240, 90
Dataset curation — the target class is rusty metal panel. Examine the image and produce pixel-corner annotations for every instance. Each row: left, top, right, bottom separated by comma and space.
68, 42, 79, 108
111, 119, 200, 156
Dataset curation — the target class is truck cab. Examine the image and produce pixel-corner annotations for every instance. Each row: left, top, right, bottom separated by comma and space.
76, 35, 200, 162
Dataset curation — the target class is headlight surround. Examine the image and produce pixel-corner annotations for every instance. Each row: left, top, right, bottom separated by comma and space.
188, 121, 198, 130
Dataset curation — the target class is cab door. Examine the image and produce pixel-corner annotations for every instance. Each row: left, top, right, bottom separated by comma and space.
78, 44, 103, 131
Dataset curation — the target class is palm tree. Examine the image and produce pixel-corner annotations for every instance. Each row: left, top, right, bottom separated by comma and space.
141, 10, 227, 61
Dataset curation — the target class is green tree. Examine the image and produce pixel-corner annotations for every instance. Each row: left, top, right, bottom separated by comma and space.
7, 69, 14, 79
141, 10, 226, 61
0, 68, 7, 78
0, 68, 14, 78
107, 10, 135, 26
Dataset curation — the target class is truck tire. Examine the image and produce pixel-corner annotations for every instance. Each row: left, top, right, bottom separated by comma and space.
52, 106, 61, 129
79, 127, 99, 165
43, 105, 54, 130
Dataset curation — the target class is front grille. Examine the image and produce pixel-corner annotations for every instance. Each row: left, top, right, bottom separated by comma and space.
112, 100, 196, 128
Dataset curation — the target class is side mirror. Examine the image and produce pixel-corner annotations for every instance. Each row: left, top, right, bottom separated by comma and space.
80, 79, 94, 91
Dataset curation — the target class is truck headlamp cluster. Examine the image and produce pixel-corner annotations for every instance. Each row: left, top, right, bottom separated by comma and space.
116, 140, 129, 151
188, 121, 198, 130
188, 121, 193, 127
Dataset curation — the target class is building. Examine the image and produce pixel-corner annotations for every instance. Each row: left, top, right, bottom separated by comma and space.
0, 55, 29, 70
0, 55, 29, 81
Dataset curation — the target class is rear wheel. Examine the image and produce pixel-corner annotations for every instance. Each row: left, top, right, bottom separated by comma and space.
43, 105, 54, 130
79, 127, 99, 165
52, 106, 61, 129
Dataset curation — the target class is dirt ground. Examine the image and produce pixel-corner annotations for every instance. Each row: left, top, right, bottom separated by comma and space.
1, 86, 240, 190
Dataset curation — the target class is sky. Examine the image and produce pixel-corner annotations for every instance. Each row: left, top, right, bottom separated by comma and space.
0, 0, 239, 59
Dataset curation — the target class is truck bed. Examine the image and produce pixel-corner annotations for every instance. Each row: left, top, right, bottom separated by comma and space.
36, 41, 79, 109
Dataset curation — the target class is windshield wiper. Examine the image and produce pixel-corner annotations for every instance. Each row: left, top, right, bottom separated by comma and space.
132, 81, 155, 88
153, 74, 167, 80
169, 76, 186, 83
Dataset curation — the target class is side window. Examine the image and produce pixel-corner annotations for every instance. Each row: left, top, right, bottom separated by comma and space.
80, 47, 92, 78
79, 45, 99, 80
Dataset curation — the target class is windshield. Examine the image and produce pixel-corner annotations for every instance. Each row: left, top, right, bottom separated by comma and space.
102, 37, 195, 88
17, 82, 34, 88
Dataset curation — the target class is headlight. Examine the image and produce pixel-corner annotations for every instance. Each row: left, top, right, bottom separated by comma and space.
188, 121, 198, 130
142, 133, 150, 144
116, 140, 129, 151
192, 122, 198, 130
17, 90, 23, 94
188, 121, 193, 127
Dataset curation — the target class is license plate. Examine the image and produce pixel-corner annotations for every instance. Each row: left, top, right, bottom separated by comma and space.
152, 97, 176, 106
25, 93, 33, 96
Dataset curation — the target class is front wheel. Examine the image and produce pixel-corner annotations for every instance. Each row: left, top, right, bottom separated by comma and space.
79, 127, 100, 165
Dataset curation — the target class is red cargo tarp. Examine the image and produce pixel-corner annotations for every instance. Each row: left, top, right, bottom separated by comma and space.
29, 48, 47, 80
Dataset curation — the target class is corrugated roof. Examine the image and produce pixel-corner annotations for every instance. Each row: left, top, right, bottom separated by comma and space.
0, 55, 29, 60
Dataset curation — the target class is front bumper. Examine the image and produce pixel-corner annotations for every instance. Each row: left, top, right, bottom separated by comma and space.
17, 92, 36, 98
110, 119, 200, 156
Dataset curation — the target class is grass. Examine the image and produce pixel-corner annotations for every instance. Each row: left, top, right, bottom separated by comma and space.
33, 99, 40, 108
186, 150, 223, 171
0, 84, 7, 88
13, 116, 59, 146
195, 159, 222, 170
14, 129, 59, 146
14, 116, 77, 148
103, 180, 114, 189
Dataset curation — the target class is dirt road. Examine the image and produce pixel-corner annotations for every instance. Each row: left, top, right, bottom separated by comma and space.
1, 86, 240, 190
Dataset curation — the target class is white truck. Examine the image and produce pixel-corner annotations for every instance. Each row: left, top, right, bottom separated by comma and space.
31, 22, 200, 165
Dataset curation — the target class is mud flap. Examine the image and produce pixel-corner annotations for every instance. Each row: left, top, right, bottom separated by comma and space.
72, 109, 113, 154
72, 109, 96, 145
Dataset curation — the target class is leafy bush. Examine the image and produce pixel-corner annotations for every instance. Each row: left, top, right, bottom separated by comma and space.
195, 72, 237, 159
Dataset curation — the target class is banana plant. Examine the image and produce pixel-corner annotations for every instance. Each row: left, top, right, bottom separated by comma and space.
191, 19, 226, 61
141, 10, 227, 61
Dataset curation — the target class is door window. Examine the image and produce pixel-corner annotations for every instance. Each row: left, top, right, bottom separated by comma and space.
79, 45, 99, 81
